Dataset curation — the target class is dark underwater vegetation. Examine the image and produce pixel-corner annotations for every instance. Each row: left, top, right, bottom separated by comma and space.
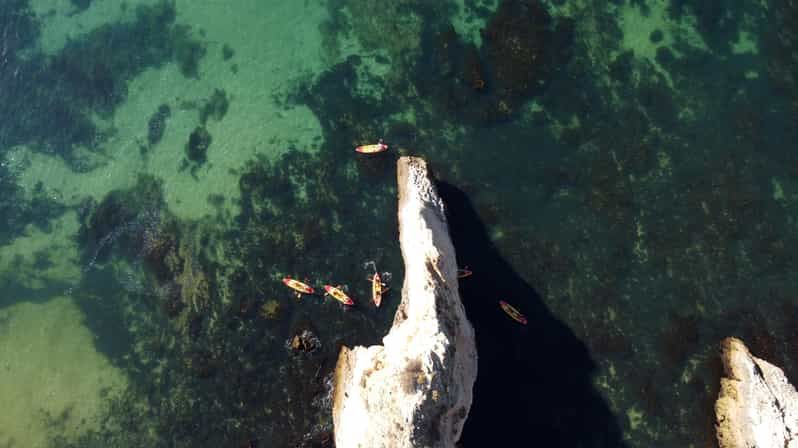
1, 0, 797, 447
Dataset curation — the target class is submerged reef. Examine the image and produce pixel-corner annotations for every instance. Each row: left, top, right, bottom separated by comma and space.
415, 0, 572, 124
76, 175, 217, 362
73, 176, 262, 446
480, 0, 569, 116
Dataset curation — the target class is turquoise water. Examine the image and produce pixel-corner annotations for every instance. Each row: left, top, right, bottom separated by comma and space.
1, 0, 796, 446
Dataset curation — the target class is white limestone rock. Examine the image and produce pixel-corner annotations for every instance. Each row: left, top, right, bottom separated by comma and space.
716, 337, 798, 448
333, 157, 477, 448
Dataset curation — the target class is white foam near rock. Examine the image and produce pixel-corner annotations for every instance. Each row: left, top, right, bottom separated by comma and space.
332, 157, 477, 448
715, 337, 798, 448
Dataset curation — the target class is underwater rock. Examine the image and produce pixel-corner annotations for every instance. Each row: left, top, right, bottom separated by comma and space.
199, 88, 229, 124
147, 104, 171, 146
186, 126, 211, 164
415, 1, 570, 125
715, 337, 798, 448
333, 157, 477, 448
287, 330, 320, 353
222, 44, 235, 61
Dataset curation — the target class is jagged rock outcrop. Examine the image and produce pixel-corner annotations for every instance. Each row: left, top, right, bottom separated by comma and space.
333, 157, 478, 448
715, 337, 798, 448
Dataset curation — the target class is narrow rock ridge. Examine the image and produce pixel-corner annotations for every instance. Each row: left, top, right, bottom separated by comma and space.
333, 157, 478, 448
715, 337, 798, 448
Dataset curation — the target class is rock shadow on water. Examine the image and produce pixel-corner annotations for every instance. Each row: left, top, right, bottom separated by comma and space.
437, 182, 627, 447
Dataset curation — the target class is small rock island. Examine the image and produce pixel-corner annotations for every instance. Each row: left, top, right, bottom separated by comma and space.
332, 157, 478, 448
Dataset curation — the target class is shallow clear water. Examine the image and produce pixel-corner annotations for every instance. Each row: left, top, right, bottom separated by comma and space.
1, 0, 796, 447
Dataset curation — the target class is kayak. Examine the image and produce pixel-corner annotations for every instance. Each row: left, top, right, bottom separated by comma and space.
499, 300, 527, 325
456, 268, 473, 278
355, 141, 388, 154
324, 285, 354, 306
370, 272, 386, 307
282, 277, 314, 295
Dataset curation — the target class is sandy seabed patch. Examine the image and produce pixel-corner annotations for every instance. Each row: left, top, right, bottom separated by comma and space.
0, 296, 127, 448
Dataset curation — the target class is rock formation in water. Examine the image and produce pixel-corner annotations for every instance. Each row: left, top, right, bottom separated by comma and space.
332, 157, 478, 448
715, 337, 798, 448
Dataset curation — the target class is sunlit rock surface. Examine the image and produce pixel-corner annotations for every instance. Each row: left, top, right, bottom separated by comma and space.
715, 337, 798, 448
333, 157, 477, 448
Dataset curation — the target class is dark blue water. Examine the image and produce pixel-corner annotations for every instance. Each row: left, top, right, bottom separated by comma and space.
1, 1, 796, 447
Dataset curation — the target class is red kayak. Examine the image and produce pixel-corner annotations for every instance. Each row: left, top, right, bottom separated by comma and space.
499, 300, 527, 325
282, 277, 314, 296
355, 139, 388, 154
324, 285, 354, 306
456, 267, 473, 278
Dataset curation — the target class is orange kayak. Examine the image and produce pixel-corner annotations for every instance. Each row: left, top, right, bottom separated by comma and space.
324, 285, 354, 306
456, 267, 472, 278
369, 272, 386, 307
355, 141, 388, 154
282, 277, 314, 295
499, 300, 527, 325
